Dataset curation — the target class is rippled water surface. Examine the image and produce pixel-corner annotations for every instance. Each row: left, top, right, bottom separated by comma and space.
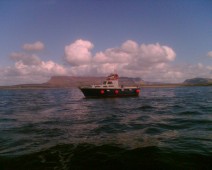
0, 87, 212, 169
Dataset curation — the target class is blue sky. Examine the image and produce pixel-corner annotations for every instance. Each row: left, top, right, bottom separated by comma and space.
0, 0, 211, 85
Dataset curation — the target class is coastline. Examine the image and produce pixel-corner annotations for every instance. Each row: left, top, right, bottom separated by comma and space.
140, 84, 212, 88
2, 76, 211, 90
0, 83, 211, 90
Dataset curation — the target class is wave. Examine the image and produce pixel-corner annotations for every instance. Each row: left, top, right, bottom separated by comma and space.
0, 143, 212, 170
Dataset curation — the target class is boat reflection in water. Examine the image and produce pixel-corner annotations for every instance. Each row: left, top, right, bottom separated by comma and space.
79, 73, 140, 98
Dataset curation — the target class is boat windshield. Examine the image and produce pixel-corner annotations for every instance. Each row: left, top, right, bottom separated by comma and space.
103, 81, 113, 85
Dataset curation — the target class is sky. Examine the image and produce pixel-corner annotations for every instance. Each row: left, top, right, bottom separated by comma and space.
0, 0, 211, 85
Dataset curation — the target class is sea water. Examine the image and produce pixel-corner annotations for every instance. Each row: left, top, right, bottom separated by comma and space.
0, 87, 211, 169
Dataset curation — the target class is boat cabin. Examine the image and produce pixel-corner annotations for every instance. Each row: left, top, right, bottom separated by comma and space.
92, 73, 119, 88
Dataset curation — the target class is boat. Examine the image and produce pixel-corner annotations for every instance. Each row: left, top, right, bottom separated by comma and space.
79, 73, 140, 98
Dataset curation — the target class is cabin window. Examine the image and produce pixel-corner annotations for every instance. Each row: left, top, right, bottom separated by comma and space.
103, 81, 107, 85
108, 81, 112, 84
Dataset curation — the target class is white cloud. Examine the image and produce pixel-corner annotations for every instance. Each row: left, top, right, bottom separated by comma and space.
10, 52, 41, 65
0, 39, 67, 85
207, 51, 212, 58
12, 59, 66, 77
0, 51, 67, 85
0, 39, 211, 85
121, 40, 139, 53
91, 40, 176, 77
91, 41, 176, 77
22, 41, 45, 51
65, 39, 93, 66
62, 39, 212, 83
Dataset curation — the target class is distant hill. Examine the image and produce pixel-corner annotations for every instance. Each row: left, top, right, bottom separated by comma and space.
1, 76, 211, 90
45, 76, 211, 88
183, 78, 212, 85
44, 76, 144, 87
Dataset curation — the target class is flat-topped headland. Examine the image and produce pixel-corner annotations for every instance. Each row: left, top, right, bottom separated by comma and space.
0, 76, 211, 90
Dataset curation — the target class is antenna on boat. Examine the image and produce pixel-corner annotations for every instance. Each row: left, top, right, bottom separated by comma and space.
113, 65, 118, 74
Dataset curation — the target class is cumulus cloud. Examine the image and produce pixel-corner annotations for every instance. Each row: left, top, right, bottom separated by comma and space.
2, 40, 68, 84
64, 39, 177, 81
64, 39, 176, 74
10, 52, 42, 65
65, 39, 93, 66
1, 39, 211, 85
63, 39, 212, 83
12, 60, 66, 76
2, 60, 67, 85
123, 42, 176, 70
22, 41, 45, 51
207, 51, 212, 58
93, 41, 176, 67
0, 50, 67, 85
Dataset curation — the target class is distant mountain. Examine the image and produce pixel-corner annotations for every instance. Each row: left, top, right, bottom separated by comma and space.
44, 76, 144, 87
183, 78, 212, 85
1, 76, 211, 90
